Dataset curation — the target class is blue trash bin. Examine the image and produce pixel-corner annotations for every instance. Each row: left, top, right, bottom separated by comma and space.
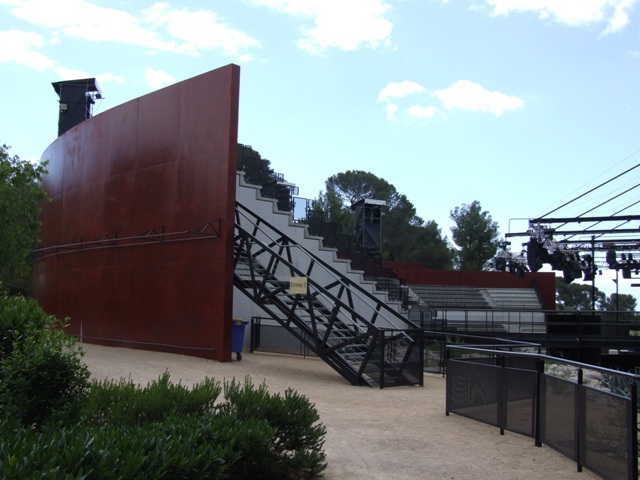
232, 318, 248, 360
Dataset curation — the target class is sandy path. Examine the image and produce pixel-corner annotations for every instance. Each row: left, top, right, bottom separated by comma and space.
80, 343, 600, 480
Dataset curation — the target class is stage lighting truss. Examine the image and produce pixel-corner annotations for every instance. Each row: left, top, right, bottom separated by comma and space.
496, 223, 600, 283
500, 215, 640, 282
495, 241, 529, 277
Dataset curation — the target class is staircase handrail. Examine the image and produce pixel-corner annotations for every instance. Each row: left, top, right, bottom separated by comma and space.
236, 201, 418, 332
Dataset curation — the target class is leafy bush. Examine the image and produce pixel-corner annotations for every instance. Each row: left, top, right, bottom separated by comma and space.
81, 372, 222, 426
220, 377, 327, 479
0, 413, 275, 479
0, 294, 89, 428
0, 373, 327, 479
0, 293, 49, 360
0, 292, 327, 479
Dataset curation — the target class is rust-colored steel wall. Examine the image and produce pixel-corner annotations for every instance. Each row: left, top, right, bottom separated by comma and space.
33, 65, 240, 361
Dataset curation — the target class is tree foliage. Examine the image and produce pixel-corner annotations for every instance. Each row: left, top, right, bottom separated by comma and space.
0, 293, 89, 428
600, 292, 637, 312
237, 144, 275, 189
555, 277, 603, 310
322, 170, 453, 269
449, 200, 500, 270
0, 145, 48, 293
554, 277, 639, 312
314, 188, 353, 234
326, 170, 396, 207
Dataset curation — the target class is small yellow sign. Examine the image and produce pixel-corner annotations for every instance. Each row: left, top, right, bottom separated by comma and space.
289, 276, 308, 295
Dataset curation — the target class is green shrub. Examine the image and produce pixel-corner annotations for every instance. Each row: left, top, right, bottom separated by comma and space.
0, 294, 89, 428
0, 292, 327, 479
220, 377, 327, 479
0, 413, 276, 479
0, 373, 327, 479
81, 372, 222, 426
0, 293, 49, 360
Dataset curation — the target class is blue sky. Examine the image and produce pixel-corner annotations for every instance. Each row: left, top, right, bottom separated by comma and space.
2, 0, 640, 298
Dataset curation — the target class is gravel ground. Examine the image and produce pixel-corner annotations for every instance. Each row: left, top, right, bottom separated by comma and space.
80, 342, 601, 480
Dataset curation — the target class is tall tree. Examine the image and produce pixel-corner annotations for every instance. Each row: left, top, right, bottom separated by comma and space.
326, 170, 396, 207
237, 144, 276, 189
412, 221, 455, 269
449, 200, 500, 270
0, 145, 48, 293
600, 293, 637, 312
555, 277, 605, 311
322, 171, 453, 269
314, 188, 352, 232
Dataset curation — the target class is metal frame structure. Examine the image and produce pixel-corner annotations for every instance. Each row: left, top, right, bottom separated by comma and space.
234, 201, 423, 388
446, 344, 639, 480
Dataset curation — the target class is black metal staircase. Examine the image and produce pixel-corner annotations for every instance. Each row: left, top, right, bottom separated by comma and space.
234, 201, 423, 388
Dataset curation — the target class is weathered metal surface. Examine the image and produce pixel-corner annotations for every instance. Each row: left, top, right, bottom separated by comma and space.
33, 64, 240, 361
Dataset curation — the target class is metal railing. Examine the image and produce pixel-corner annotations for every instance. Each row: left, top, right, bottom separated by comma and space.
234, 201, 422, 387
446, 345, 639, 480
412, 307, 640, 351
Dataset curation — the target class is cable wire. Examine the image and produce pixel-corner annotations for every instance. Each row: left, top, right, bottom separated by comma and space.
537, 161, 640, 220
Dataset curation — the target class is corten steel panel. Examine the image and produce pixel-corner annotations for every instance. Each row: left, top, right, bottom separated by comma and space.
33, 65, 240, 361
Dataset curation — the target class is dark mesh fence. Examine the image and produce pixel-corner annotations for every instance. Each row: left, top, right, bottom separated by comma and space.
448, 347, 638, 480
447, 360, 500, 427
504, 356, 538, 371
249, 319, 313, 357
505, 367, 537, 437
371, 329, 424, 388
583, 386, 630, 479
541, 376, 576, 460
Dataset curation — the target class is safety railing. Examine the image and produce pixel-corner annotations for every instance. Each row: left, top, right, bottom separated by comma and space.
248, 317, 424, 386
234, 201, 422, 387
446, 345, 639, 480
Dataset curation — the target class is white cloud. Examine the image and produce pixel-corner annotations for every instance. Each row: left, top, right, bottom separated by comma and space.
96, 73, 126, 85
0, 0, 259, 57
482, 0, 637, 34
252, 0, 392, 54
604, 0, 636, 34
407, 104, 439, 120
144, 66, 175, 89
53, 66, 90, 80
378, 80, 426, 102
1, 0, 175, 49
378, 80, 427, 120
141, 3, 259, 56
385, 103, 399, 121
432, 80, 524, 116
0, 28, 125, 85
0, 29, 53, 71
378, 78, 523, 122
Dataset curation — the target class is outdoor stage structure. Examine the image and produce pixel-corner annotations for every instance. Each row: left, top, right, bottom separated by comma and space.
33, 65, 240, 362
31, 64, 559, 386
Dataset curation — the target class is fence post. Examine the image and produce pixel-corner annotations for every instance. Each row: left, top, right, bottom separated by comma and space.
498, 355, 506, 435
379, 330, 385, 390
249, 317, 260, 353
418, 329, 425, 387
442, 335, 448, 378
629, 380, 638, 480
575, 368, 584, 473
534, 358, 544, 447
445, 348, 451, 416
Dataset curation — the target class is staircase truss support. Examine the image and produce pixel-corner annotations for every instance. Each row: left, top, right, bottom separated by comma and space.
234, 201, 423, 388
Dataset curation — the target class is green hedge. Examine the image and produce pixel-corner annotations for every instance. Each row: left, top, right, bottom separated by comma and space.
0, 292, 327, 479
220, 378, 327, 478
0, 293, 89, 428
80, 372, 222, 426
0, 413, 270, 479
